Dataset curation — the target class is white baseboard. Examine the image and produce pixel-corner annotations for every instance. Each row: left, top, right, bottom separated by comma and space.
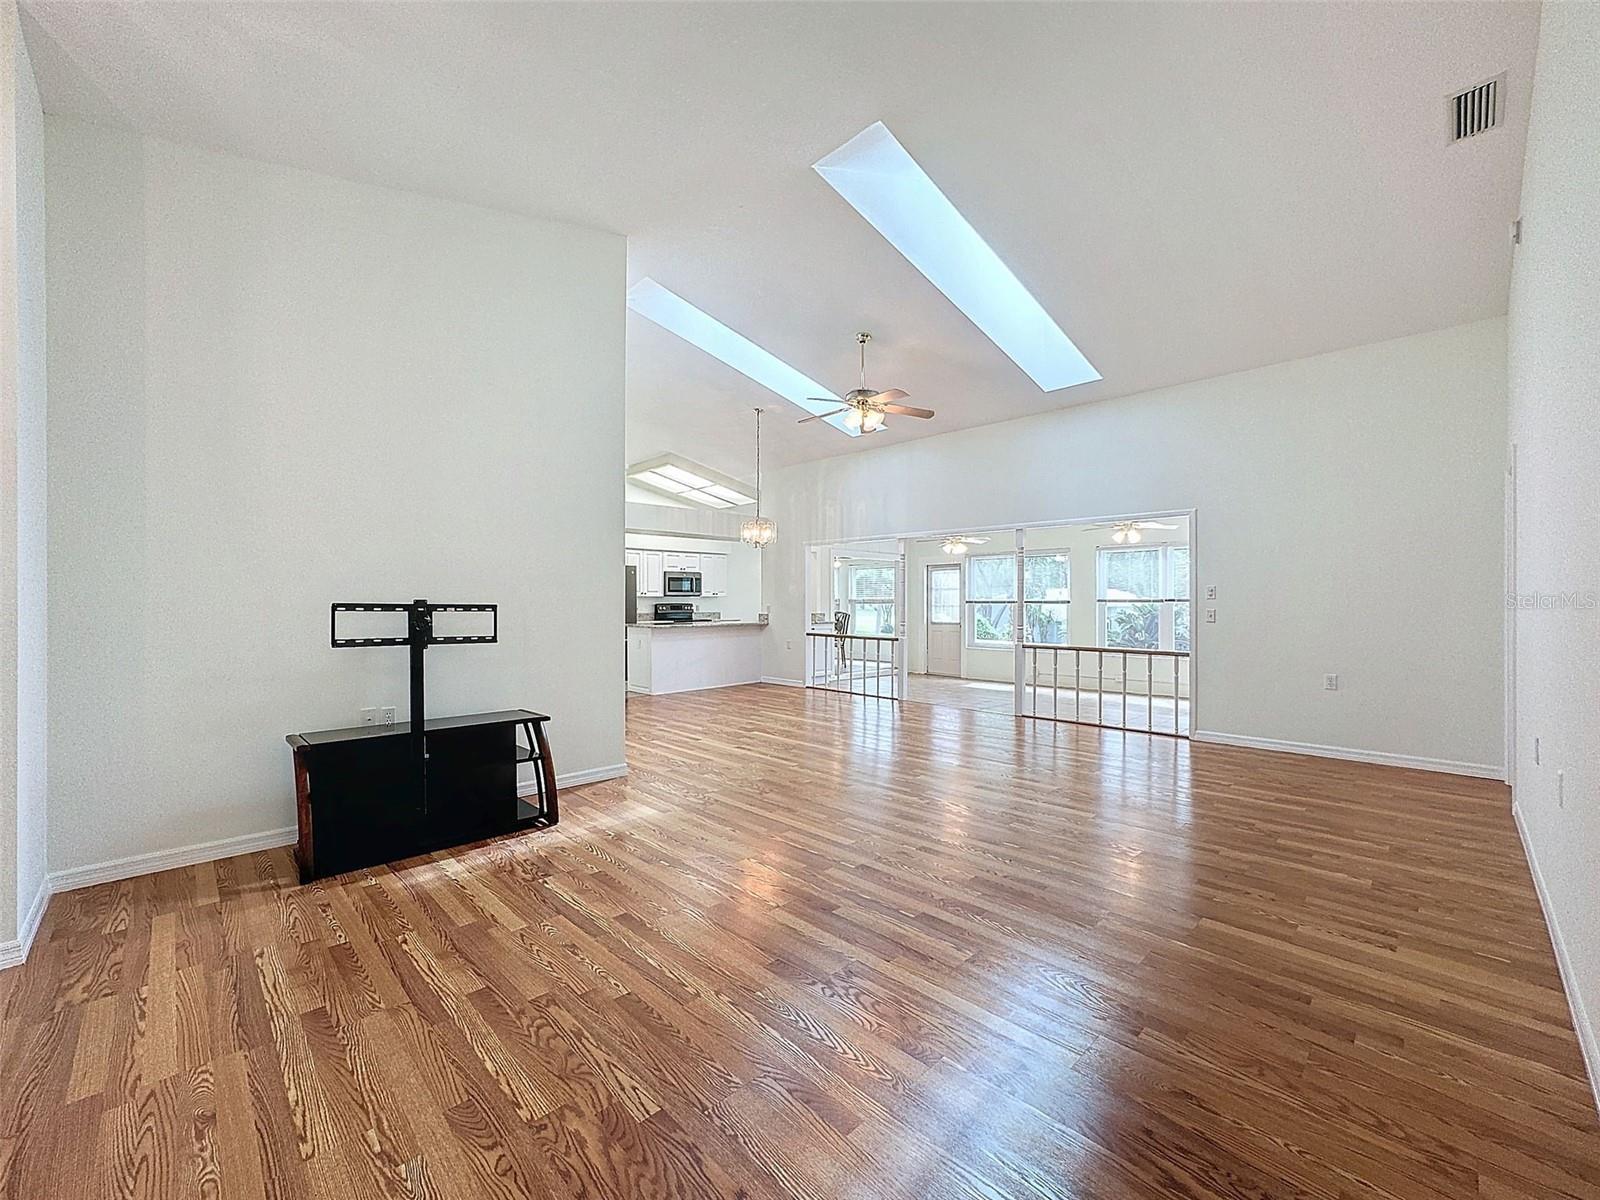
1192, 730, 1504, 780
0, 763, 631, 971
0, 875, 52, 969
50, 825, 299, 896
1514, 803, 1600, 1119
760, 676, 805, 688
525, 763, 628, 792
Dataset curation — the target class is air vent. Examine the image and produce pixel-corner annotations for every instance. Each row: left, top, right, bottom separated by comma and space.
1451, 74, 1504, 142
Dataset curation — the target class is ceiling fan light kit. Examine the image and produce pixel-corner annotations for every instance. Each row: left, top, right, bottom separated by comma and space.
797, 332, 935, 434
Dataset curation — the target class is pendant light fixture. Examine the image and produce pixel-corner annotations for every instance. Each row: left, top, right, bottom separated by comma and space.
739, 408, 778, 549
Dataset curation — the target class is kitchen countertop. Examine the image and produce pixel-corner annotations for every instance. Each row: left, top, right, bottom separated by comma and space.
627, 620, 766, 629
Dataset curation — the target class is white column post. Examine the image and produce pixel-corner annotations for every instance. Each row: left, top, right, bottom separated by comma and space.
896, 539, 909, 701
1013, 528, 1026, 715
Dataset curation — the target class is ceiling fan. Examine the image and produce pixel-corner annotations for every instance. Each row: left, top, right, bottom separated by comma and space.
1092, 520, 1178, 544
940, 535, 990, 556
797, 332, 935, 433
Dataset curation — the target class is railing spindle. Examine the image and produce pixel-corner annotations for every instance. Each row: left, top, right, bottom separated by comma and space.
1014, 642, 1190, 739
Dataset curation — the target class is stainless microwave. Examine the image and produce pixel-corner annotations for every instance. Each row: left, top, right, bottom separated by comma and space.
663, 571, 702, 596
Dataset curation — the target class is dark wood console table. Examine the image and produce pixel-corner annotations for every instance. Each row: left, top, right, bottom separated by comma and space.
287, 709, 557, 882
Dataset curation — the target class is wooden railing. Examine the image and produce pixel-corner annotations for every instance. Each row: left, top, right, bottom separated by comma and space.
1020, 643, 1190, 736
806, 632, 902, 700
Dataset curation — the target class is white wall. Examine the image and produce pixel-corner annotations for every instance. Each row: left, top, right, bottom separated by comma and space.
45, 118, 626, 876
1506, 1, 1600, 1105
0, 2, 46, 955
765, 320, 1508, 775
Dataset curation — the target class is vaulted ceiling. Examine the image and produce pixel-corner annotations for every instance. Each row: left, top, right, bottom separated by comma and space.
24, 1, 1539, 480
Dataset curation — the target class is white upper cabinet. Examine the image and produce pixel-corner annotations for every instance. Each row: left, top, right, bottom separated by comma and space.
628, 546, 727, 597
700, 553, 728, 596
640, 550, 665, 595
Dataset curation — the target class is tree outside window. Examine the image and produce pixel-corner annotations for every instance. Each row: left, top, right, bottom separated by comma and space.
1023, 553, 1070, 645
966, 552, 1071, 646
1097, 545, 1189, 651
847, 564, 896, 636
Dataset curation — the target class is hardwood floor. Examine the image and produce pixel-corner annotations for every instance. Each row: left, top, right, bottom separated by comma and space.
907, 672, 1191, 732
3, 683, 1597, 1199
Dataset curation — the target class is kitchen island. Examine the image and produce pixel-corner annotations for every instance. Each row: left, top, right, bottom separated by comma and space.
626, 621, 765, 695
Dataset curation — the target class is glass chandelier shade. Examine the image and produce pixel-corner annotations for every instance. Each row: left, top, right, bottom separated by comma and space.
739, 407, 777, 548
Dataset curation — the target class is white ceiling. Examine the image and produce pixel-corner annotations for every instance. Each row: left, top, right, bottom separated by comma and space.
23, 1, 1539, 481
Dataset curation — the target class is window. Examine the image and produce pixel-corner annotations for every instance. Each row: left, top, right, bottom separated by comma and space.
965, 552, 1071, 646
1170, 547, 1191, 653
1097, 545, 1190, 651
966, 554, 1015, 644
928, 567, 960, 624
1023, 553, 1070, 645
847, 563, 896, 636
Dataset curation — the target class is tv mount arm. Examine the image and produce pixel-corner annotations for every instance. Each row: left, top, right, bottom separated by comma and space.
330, 599, 497, 809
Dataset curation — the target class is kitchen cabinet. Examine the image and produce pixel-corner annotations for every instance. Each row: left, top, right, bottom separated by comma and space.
700, 553, 728, 597
663, 551, 701, 574
640, 550, 665, 596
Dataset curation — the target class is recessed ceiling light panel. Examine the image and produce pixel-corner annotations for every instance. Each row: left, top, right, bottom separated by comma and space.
657, 464, 715, 489
632, 469, 691, 494
627, 279, 857, 436
815, 121, 1100, 393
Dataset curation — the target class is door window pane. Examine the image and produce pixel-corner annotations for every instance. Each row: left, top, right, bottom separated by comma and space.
929, 569, 960, 623
1174, 602, 1191, 653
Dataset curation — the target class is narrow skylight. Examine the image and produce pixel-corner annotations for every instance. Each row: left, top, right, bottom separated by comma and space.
704, 484, 756, 505
814, 122, 1100, 392
627, 279, 856, 436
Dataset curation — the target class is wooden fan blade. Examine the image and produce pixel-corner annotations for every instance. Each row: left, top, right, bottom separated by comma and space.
865, 388, 910, 406
797, 407, 847, 424
881, 403, 935, 419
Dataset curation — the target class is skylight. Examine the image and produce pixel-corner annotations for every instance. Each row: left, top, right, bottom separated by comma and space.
627, 279, 856, 436
628, 455, 758, 509
814, 122, 1100, 392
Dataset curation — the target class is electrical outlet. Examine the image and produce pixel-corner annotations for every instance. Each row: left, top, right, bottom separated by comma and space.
1558, 770, 1565, 808
1204, 608, 1217, 623
1205, 585, 1217, 601
360, 707, 379, 726
786, 640, 793, 651
380, 706, 397, 725
1323, 674, 1339, 691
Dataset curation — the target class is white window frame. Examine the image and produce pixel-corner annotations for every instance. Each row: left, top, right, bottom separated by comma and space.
1095, 543, 1189, 651
845, 561, 897, 637
965, 551, 1071, 649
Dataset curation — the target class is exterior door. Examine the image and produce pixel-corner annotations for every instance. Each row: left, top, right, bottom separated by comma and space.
926, 564, 961, 676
